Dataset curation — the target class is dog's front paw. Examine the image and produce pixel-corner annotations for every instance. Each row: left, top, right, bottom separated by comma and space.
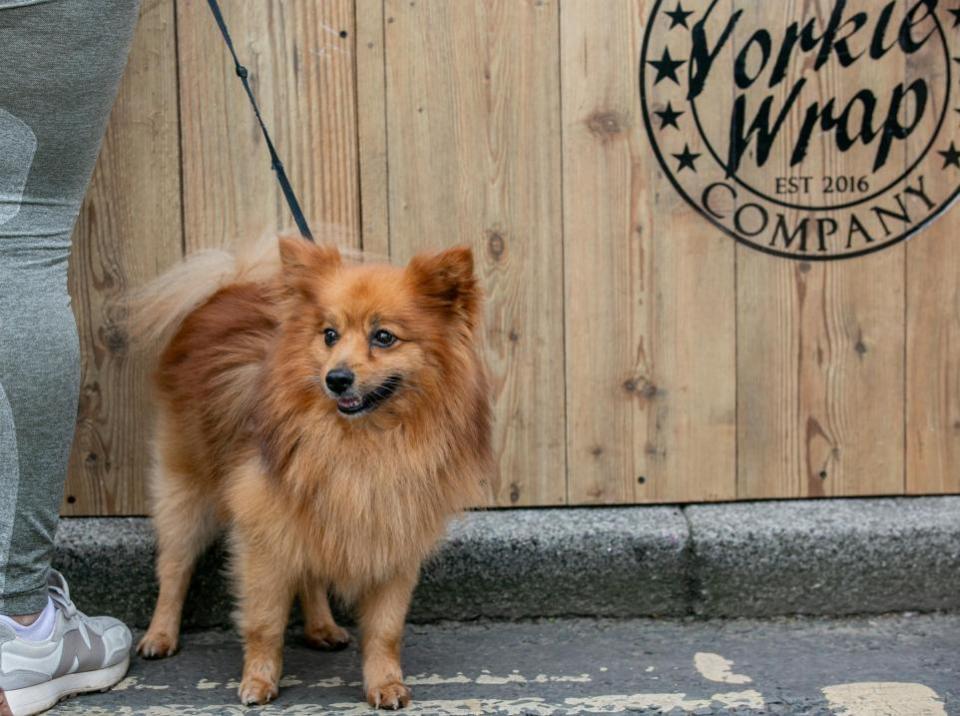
367, 681, 412, 710
238, 675, 279, 706
305, 623, 351, 651
137, 630, 178, 659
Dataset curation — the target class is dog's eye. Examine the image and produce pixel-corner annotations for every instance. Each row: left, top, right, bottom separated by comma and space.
323, 328, 339, 347
372, 329, 397, 348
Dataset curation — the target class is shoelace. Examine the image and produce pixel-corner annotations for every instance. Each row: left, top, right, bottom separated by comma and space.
48, 576, 77, 620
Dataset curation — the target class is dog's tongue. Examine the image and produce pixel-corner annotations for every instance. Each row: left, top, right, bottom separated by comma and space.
338, 396, 362, 410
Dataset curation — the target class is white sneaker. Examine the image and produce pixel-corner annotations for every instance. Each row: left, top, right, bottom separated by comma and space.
0, 570, 131, 715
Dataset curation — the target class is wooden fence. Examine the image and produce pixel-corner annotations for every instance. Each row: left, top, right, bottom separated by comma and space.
64, 0, 960, 514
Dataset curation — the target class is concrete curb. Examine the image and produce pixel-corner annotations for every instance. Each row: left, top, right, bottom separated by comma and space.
688, 497, 960, 616
52, 497, 960, 628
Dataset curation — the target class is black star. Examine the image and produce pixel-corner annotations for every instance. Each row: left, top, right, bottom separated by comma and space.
654, 101, 684, 130
648, 47, 685, 85
665, 2, 694, 29
939, 141, 960, 169
950, 6, 960, 27
672, 144, 701, 172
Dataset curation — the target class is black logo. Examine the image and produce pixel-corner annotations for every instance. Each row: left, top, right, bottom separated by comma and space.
640, 0, 960, 259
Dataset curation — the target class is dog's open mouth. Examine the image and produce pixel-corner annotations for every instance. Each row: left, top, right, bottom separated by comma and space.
337, 375, 402, 416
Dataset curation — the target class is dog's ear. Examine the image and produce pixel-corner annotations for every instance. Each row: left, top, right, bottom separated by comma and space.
407, 246, 480, 326
278, 236, 341, 280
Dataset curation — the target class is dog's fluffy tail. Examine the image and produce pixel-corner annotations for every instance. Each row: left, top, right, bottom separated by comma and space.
124, 225, 377, 350
124, 234, 283, 349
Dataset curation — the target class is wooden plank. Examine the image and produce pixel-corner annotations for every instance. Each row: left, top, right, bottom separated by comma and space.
64, 0, 182, 516
735, 0, 905, 498
906, 16, 960, 494
383, 0, 566, 506
355, 0, 390, 258
177, 0, 361, 251
562, 0, 737, 504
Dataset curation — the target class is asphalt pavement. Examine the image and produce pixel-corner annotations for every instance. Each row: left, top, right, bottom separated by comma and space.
48, 613, 960, 715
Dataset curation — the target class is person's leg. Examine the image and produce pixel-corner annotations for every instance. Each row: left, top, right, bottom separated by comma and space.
0, 2, 142, 712
0, 0, 141, 618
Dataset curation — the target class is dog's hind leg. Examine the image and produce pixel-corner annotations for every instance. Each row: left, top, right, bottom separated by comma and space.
299, 574, 351, 651
138, 447, 219, 659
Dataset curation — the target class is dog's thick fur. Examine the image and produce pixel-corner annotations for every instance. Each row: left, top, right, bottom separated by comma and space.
129, 235, 492, 708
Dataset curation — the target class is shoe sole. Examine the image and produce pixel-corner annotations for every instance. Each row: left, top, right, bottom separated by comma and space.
2, 656, 130, 716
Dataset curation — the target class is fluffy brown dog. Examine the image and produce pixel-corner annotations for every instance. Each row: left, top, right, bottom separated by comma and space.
129, 236, 492, 708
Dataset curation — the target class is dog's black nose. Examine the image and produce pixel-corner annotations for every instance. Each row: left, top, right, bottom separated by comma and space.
325, 368, 355, 395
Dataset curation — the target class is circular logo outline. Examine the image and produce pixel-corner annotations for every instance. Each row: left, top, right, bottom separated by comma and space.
639, 0, 960, 260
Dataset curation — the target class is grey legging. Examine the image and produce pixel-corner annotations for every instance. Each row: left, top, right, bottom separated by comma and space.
0, 0, 140, 615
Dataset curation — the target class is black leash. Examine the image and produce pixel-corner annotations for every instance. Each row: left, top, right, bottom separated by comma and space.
206, 0, 314, 242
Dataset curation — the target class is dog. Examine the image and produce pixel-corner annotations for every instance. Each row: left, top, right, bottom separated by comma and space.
128, 234, 492, 708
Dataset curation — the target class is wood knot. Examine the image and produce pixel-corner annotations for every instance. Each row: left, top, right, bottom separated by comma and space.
104, 324, 128, 355
508, 329, 520, 343
624, 377, 659, 401
590, 445, 604, 458
509, 482, 520, 503
586, 110, 625, 140
486, 231, 506, 261
854, 339, 867, 356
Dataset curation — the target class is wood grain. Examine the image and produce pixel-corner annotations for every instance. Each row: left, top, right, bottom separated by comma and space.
355, 0, 390, 258
176, 0, 361, 251
735, 0, 905, 499
562, 0, 737, 504
906, 18, 960, 494
64, 0, 182, 515
383, 0, 566, 506
64, 0, 960, 514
